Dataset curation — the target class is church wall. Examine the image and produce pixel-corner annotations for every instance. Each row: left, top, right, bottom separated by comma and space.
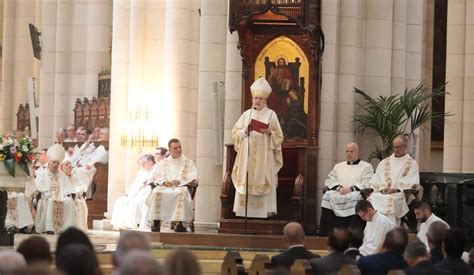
444, 0, 474, 173
1, 0, 36, 132
108, 0, 200, 211
38, 0, 112, 148
195, 0, 228, 223
317, 0, 432, 219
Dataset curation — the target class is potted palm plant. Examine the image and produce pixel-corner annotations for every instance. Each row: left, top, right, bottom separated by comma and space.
353, 83, 449, 160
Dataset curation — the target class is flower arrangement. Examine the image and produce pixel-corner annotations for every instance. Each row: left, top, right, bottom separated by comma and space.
0, 133, 38, 177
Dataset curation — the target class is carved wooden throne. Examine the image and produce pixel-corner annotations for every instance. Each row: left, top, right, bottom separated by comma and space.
221, 0, 323, 235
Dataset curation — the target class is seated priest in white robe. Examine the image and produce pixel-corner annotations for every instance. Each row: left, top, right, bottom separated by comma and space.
318, 142, 374, 236
355, 200, 395, 256
231, 77, 284, 218
34, 144, 78, 234
147, 139, 197, 232
59, 159, 89, 231
367, 135, 420, 225
5, 164, 37, 233
72, 128, 109, 199
111, 154, 155, 230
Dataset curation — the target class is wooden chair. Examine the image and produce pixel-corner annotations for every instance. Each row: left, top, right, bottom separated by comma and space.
387, 270, 405, 275
187, 179, 199, 232
289, 259, 313, 275
248, 254, 271, 275
221, 251, 246, 275
338, 264, 361, 275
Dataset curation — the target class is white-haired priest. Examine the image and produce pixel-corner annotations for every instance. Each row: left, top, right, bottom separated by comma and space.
231, 77, 284, 218
34, 144, 79, 234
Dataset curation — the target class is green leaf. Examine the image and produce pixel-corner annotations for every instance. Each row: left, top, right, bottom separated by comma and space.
353, 83, 451, 160
4, 159, 15, 177
18, 162, 30, 176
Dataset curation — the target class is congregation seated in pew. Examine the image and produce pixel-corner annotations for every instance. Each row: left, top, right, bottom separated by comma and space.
271, 222, 320, 270
309, 227, 359, 274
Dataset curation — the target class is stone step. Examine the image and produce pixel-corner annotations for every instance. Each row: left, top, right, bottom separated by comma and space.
92, 218, 113, 231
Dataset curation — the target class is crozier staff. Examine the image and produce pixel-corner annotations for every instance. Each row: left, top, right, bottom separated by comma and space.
231, 77, 284, 218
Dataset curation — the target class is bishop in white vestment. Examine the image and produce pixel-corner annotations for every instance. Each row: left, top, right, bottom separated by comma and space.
34, 144, 78, 234
319, 142, 374, 235
231, 77, 284, 218
147, 139, 197, 232
111, 154, 155, 229
368, 135, 420, 225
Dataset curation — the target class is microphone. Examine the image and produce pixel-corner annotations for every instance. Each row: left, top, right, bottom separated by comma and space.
247, 106, 255, 135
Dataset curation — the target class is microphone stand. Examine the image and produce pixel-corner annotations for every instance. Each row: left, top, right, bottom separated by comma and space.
244, 107, 254, 234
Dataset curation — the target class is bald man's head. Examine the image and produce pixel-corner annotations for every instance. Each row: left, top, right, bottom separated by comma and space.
345, 142, 359, 162
283, 222, 305, 246
393, 135, 408, 157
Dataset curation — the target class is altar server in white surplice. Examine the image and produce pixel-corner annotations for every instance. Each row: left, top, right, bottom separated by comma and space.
34, 144, 78, 234
413, 201, 449, 250
368, 135, 420, 225
356, 200, 395, 256
318, 142, 374, 236
147, 139, 197, 232
59, 159, 89, 231
111, 154, 155, 230
4, 164, 36, 232
231, 77, 284, 218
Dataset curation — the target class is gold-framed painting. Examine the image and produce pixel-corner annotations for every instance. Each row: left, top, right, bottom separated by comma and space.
254, 36, 310, 139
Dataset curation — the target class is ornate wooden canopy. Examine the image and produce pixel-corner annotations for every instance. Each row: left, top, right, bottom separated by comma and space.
229, 0, 323, 146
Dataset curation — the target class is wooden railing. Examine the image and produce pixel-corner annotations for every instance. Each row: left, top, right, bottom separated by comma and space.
73, 97, 110, 130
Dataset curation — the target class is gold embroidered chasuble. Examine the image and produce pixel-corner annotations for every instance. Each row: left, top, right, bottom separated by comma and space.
147, 155, 197, 222
231, 106, 283, 218
368, 154, 420, 224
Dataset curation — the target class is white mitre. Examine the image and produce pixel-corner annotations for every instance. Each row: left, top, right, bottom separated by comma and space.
250, 77, 272, 99
46, 144, 65, 162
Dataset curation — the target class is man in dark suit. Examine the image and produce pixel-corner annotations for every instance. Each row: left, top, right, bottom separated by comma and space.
404, 240, 449, 275
426, 221, 449, 264
309, 226, 358, 275
344, 224, 363, 260
271, 222, 319, 270
358, 227, 408, 275
434, 228, 472, 275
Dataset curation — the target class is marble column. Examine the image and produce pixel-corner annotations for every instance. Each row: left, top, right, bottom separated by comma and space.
444, 0, 474, 173
38, 0, 112, 148
108, 0, 200, 211
195, 0, 228, 223
1, 0, 36, 132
